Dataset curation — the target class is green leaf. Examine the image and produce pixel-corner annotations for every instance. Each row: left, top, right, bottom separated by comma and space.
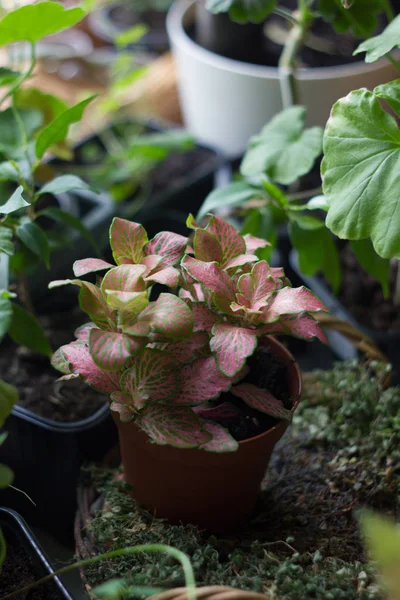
15, 87, 69, 126
354, 14, 400, 63
16, 221, 50, 267
290, 221, 341, 293
206, 0, 276, 23
289, 213, 325, 230
0, 67, 22, 86
374, 79, 400, 116
351, 239, 390, 298
9, 303, 52, 356
0, 464, 13, 488
35, 95, 99, 159
115, 24, 149, 48
0, 290, 13, 340
0, 2, 85, 46
0, 187, 29, 215
37, 175, 96, 197
0, 107, 42, 157
0, 378, 18, 428
241, 106, 323, 185
197, 181, 260, 220
318, 0, 384, 38
260, 179, 288, 208
322, 87, 400, 259
36, 207, 100, 256
305, 195, 329, 212
0, 228, 14, 256
241, 207, 277, 258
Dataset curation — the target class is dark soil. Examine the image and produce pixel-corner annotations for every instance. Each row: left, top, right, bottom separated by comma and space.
1, 307, 106, 423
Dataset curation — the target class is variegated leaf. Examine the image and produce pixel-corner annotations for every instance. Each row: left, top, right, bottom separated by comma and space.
173, 356, 234, 404
223, 254, 258, 270
51, 346, 70, 374
232, 383, 292, 421
243, 233, 270, 253
101, 264, 147, 295
138, 293, 193, 340
280, 314, 327, 343
144, 231, 188, 265
105, 290, 148, 310
199, 421, 239, 453
168, 332, 210, 363
74, 322, 97, 342
182, 256, 236, 302
238, 261, 276, 311
267, 286, 328, 320
206, 215, 246, 265
78, 281, 111, 329
110, 392, 135, 422
211, 323, 258, 377
141, 254, 163, 272
110, 218, 148, 265
192, 303, 221, 332
120, 348, 177, 410
89, 328, 143, 370
193, 229, 223, 263
145, 266, 180, 287
194, 401, 243, 421
73, 258, 113, 278
138, 403, 211, 448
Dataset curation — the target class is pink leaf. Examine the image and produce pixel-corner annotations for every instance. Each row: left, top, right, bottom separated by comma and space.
110, 218, 148, 265
238, 261, 277, 310
89, 328, 143, 371
267, 286, 328, 320
280, 314, 328, 343
173, 356, 234, 405
58, 341, 121, 393
74, 322, 97, 342
101, 264, 147, 294
145, 266, 180, 287
194, 401, 243, 421
73, 258, 113, 278
232, 383, 292, 421
138, 293, 193, 340
206, 215, 246, 266
141, 254, 163, 272
192, 303, 221, 332
120, 349, 178, 409
193, 229, 223, 263
199, 421, 239, 453
243, 233, 270, 253
211, 323, 257, 377
138, 403, 211, 448
110, 392, 134, 422
182, 256, 235, 303
223, 254, 258, 270
168, 332, 210, 363
51, 347, 70, 374
144, 231, 188, 266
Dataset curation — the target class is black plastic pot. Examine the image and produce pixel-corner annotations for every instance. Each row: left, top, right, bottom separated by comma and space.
0, 507, 73, 598
0, 402, 117, 545
289, 250, 400, 381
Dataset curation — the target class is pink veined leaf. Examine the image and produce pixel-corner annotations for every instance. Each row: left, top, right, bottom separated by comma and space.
267, 286, 328, 320
105, 290, 148, 311
73, 258, 113, 278
58, 341, 122, 393
231, 383, 292, 422
74, 322, 97, 342
223, 254, 258, 270
193, 229, 223, 263
198, 421, 239, 453
145, 266, 180, 288
51, 346, 70, 374
110, 392, 135, 422
173, 356, 234, 405
137, 293, 193, 340
280, 314, 328, 343
206, 215, 246, 266
194, 401, 243, 421
138, 403, 211, 448
168, 331, 210, 363
271, 267, 285, 279
120, 348, 178, 410
243, 233, 270, 253
192, 303, 221, 332
211, 323, 258, 377
101, 264, 147, 295
89, 328, 143, 371
238, 261, 277, 311
77, 281, 112, 329
182, 256, 236, 302
141, 254, 163, 272
115, 294, 149, 333
255, 322, 285, 335
123, 321, 151, 337
144, 231, 188, 266
57, 373, 80, 382
109, 218, 148, 265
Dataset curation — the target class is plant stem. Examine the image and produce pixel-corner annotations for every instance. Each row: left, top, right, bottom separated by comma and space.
0, 41, 36, 106
0, 544, 196, 600
18, 271, 35, 316
272, 6, 300, 26
386, 52, 400, 73
394, 261, 400, 306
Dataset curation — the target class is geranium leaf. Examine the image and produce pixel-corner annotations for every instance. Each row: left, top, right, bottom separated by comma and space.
138, 293, 193, 340
322, 87, 400, 259
206, 215, 246, 266
267, 286, 327, 320
73, 258, 113, 278
211, 323, 257, 377
318, 0, 384, 38
351, 238, 390, 298
241, 106, 323, 185
120, 349, 177, 409
168, 332, 210, 363
173, 356, 234, 405
280, 314, 327, 343
110, 218, 148, 265
238, 261, 277, 310
354, 14, 400, 63
145, 266, 180, 287
138, 404, 211, 448
199, 421, 239, 453
193, 229, 223, 263
101, 264, 147, 295
374, 79, 400, 115
89, 329, 142, 371
191, 303, 221, 332
232, 383, 292, 421
144, 231, 188, 265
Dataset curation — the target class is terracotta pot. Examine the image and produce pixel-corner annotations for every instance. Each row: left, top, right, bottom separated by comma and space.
114, 336, 301, 532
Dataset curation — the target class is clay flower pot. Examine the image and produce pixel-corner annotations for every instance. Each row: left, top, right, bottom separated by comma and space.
113, 336, 301, 532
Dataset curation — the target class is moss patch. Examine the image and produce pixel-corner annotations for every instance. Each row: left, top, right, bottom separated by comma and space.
83, 361, 399, 600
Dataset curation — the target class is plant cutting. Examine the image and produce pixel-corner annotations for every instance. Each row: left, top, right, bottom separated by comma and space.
51, 213, 327, 530
167, 0, 399, 156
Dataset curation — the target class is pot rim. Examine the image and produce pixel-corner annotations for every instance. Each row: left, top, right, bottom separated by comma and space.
167, 0, 393, 82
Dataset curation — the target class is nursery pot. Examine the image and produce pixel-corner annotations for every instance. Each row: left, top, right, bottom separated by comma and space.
114, 336, 301, 532
167, 0, 399, 158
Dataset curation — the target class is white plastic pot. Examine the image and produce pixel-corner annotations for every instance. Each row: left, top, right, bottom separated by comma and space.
167, 0, 399, 158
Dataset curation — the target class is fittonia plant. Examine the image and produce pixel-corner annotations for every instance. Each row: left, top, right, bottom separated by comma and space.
51, 215, 327, 452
